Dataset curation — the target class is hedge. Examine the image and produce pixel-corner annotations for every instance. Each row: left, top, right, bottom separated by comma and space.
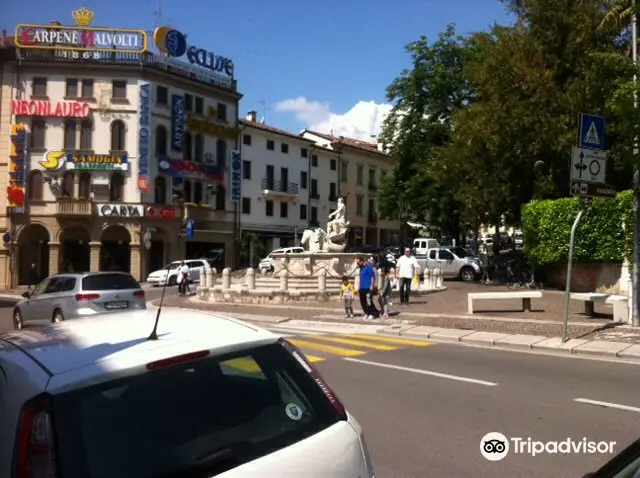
521, 190, 633, 266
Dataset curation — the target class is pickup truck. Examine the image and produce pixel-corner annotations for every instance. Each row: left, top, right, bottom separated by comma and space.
415, 246, 484, 282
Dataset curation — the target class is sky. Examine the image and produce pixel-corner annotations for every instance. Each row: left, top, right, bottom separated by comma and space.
3, 0, 514, 140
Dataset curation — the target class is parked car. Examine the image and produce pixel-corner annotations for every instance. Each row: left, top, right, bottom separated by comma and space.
12, 271, 145, 330
420, 246, 484, 282
0, 309, 375, 477
258, 247, 304, 273
582, 436, 640, 477
146, 259, 211, 286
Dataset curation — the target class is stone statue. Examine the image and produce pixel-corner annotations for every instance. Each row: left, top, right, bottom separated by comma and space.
300, 193, 350, 253
300, 228, 346, 253
326, 195, 350, 243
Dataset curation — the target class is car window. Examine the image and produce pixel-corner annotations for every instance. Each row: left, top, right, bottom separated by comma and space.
82, 274, 140, 291
164, 263, 180, 271
30, 278, 50, 296
439, 250, 454, 261
428, 250, 437, 260
61, 277, 76, 292
186, 261, 204, 268
53, 342, 344, 478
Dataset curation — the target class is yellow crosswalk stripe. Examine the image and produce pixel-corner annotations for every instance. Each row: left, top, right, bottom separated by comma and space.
304, 354, 326, 363
288, 339, 367, 357
222, 357, 262, 373
306, 335, 397, 351
341, 334, 433, 347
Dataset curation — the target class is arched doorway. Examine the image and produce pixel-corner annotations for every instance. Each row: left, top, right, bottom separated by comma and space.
59, 227, 91, 273
17, 224, 50, 285
147, 228, 167, 275
100, 225, 131, 272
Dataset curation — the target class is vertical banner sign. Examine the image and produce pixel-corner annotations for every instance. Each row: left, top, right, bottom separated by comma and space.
170, 94, 185, 152
229, 150, 241, 202
137, 83, 150, 192
8, 124, 27, 213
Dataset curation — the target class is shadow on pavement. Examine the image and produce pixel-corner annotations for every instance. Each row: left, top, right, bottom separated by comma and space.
0, 300, 18, 308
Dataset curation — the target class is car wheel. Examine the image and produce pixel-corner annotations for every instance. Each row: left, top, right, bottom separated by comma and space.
13, 308, 23, 330
52, 309, 65, 323
460, 266, 476, 283
168, 275, 177, 286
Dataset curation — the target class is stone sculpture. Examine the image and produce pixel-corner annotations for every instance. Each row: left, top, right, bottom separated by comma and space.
300, 194, 350, 253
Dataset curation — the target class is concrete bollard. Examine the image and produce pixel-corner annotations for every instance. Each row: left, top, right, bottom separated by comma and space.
205, 268, 214, 287
318, 269, 327, 293
246, 267, 256, 290
421, 269, 430, 291
210, 268, 217, 287
280, 269, 289, 292
222, 267, 231, 290
436, 268, 443, 289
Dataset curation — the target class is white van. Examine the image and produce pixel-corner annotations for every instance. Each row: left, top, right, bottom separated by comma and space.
413, 238, 440, 256
259, 247, 304, 273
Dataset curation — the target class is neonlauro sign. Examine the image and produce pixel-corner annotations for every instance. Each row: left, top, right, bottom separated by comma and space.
15, 7, 147, 54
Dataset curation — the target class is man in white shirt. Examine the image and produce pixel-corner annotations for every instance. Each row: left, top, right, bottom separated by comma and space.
177, 260, 190, 296
395, 247, 421, 305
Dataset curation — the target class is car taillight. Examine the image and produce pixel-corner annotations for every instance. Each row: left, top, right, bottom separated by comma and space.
75, 293, 100, 301
146, 350, 210, 370
133, 290, 145, 298
16, 396, 59, 478
278, 338, 348, 421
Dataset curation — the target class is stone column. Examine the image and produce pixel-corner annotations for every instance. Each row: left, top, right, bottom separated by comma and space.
280, 269, 289, 292
49, 242, 60, 276
222, 267, 231, 289
318, 269, 327, 293
89, 241, 100, 272
130, 244, 141, 281
246, 267, 255, 290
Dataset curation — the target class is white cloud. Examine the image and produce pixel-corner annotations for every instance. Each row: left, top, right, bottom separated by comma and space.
275, 96, 392, 141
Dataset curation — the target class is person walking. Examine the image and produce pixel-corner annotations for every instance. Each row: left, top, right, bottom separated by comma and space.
378, 267, 392, 318
340, 275, 356, 318
177, 260, 190, 296
27, 263, 38, 291
356, 255, 378, 320
396, 247, 421, 305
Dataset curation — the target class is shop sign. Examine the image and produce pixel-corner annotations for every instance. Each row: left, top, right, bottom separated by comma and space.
137, 83, 150, 192
229, 150, 241, 202
8, 124, 27, 213
15, 8, 147, 55
11, 100, 91, 117
39, 151, 66, 170
97, 203, 143, 217
158, 157, 224, 182
187, 116, 237, 140
66, 153, 128, 171
146, 206, 176, 220
171, 94, 185, 152
153, 26, 234, 78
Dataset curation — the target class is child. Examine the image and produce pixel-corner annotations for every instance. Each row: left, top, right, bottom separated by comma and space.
378, 268, 392, 318
340, 275, 356, 318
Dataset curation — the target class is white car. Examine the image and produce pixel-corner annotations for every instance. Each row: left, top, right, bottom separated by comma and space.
146, 259, 211, 286
259, 247, 304, 273
0, 309, 375, 477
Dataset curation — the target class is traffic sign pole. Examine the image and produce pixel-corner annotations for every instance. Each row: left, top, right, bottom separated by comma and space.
562, 208, 585, 343
633, 3, 640, 328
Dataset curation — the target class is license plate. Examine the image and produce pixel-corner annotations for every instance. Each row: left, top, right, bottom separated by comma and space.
105, 301, 128, 310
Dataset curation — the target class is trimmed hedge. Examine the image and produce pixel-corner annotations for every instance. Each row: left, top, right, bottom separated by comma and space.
521, 190, 633, 266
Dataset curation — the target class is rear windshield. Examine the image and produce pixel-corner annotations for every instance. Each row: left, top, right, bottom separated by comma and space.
82, 274, 141, 291
53, 342, 342, 477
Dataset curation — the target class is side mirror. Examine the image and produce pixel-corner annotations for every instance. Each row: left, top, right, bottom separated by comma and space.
21, 291, 30, 299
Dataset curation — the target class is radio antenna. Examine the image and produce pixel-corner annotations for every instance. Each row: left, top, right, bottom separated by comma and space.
148, 259, 172, 340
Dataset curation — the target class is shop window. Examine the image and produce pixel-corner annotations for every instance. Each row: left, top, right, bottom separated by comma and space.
154, 175, 167, 204
194, 182, 203, 203
28, 171, 43, 201
183, 133, 192, 160
155, 125, 167, 156
215, 186, 226, 210
79, 172, 91, 199
80, 120, 93, 150
30, 119, 46, 150
109, 173, 124, 201
110, 120, 126, 152
216, 139, 227, 167
194, 134, 204, 162
183, 180, 192, 202
63, 120, 76, 150
62, 172, 74, 197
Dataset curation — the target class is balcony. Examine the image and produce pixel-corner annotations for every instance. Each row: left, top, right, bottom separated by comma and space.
262, 179, 299, 199
310, 192, 320, 200
329, 194, 339, 202
184, 203, 234, 223
56, 198, 93, 217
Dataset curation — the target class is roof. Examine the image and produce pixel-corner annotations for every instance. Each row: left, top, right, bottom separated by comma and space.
302, 129, 386, 156
0, 309, 277, 376
241, 119, 316, 143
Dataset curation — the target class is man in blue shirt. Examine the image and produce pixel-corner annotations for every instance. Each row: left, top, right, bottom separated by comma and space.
356, 255, 379, 320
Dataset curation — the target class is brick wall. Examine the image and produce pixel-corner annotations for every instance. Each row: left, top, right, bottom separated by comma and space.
546, 263, 622, 292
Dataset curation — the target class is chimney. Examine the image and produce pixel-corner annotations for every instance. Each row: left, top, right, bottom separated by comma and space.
246, 111, 257, 122
377, 142, 386, 153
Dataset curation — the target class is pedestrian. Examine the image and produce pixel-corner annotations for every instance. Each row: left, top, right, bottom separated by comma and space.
340, 275, 356, 318
396, 247, 421, 305
177, 260, 190, 296
27, 263, 38, 291
378, 268, 392, 318
356, 255, 379, 320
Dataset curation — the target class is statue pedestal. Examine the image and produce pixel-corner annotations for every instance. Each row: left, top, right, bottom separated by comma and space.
271, 252, 364, 278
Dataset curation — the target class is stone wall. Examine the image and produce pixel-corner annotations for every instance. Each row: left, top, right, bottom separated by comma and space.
545, 262, 624, 293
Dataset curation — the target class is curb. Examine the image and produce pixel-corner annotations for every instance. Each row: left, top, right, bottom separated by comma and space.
378, 325, 640, 362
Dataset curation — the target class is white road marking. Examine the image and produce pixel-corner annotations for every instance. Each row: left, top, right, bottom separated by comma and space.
343, 358, 498, 387
574, 398, 640, 414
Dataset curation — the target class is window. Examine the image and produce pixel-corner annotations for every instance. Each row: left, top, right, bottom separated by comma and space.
356, 195, 364, 216
79, 172, 91, 199
301, 148, 308, 158
27, 171, 43, 201
82, 273, 140, 291
32, 77, 47, 97
281, 143, 289, 154
154, 176, 167, 204
329, 183, 337, 201
216, 140, 227, 167
215, 186, 226, 210
311, 179, 318, 198
110, 120, 126, 151
185, 94, 193, 111
330, 159, 337, 171
280, 202, 288, 218
62, 172, 74, 197
109, 173, 124, 201
368, 198, 375, 215
30, 119, 46, 150
194, 135, 204, 162
311, 155, 318, 167
194, 182, 203, 203
112, 80, 127, 100
217, 102, 227, 121
341, 161, 348, 183
356, 165, 364, 185
243, 134, 252, 146
195, 97, 204, 115
81, 79, 94, 98
80, 120, 92, 150
265, 200, 274, 216
242, 160, 251, 180
183, 133, 192, 160
368, 168, 376, 187
300, 204, 307, 220
63, 120, 76, 150
65, 79, 78, 97
439, 250, 454, 261
300, 171, 307, 189
266, 140, 274, 151
311, 206, 318, 225
429, 249, 437, 260
183, 181, 192, 202
155, 126, 167, 156
242, 197, 251, 214
156, 86, 168, 105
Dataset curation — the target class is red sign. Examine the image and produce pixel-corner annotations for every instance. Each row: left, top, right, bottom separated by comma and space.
11, 100, 91, 118
137, 176, 150, 193
146, 206, 176, 220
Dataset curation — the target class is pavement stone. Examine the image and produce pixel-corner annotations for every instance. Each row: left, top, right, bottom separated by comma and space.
572, 340, 633, 357
378, 324, 422, 336
617, 344, 640, 359
531, 337, 591, 353
399, 325, 445, 338
429, 329, 477, 342
460, 331, 512, 346
493, 334, 549, 349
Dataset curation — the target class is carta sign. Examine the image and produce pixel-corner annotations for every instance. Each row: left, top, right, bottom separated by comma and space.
153, 26, 234, 78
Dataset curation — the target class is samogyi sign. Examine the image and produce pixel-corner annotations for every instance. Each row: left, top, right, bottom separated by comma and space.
97, 204, 143, 217
66, 153, 128, 171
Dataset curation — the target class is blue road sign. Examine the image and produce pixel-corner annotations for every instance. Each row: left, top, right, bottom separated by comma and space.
185, 219, 195, 239
579, 113, 605, 150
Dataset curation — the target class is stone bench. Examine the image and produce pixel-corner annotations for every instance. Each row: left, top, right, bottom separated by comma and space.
468, 291, 543, 314
570, 293, 627, 317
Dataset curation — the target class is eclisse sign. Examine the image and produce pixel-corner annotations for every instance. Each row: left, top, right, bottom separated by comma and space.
11, 100, 91, 117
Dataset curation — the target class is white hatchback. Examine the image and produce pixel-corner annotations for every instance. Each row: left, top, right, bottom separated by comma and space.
0, 309, 375, 477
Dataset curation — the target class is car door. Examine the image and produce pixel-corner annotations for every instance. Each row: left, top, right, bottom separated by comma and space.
20, 278, 50, 325
425, 249, 438, 269
437, 249, 457, 278
581, 437, 640, 477
24, 277, 65, 325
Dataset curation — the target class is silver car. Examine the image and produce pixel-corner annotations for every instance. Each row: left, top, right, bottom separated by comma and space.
12, 272, 146, 330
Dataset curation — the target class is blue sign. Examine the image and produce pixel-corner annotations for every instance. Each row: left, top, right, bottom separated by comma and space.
170, 94, 185, 152
137, 83, 150, 191
579, 113, 605, 150
229, 150, 241, 202
185, 219, 195, 239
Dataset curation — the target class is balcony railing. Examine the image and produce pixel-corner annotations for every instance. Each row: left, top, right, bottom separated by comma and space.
310, 193, 320, 200
329, 194, 339, 202
184, 203, 234, 222
262, 179, 299, 196
56, 198, 92, 216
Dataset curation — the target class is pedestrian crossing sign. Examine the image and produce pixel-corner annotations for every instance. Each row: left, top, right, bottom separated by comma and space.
579, 113, 605, 150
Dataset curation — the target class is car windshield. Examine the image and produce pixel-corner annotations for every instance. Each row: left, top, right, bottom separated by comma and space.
82, 274, 141, 291
450, 247, 473, 258
164, 263, 181, 271
53, 342, 342, 478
